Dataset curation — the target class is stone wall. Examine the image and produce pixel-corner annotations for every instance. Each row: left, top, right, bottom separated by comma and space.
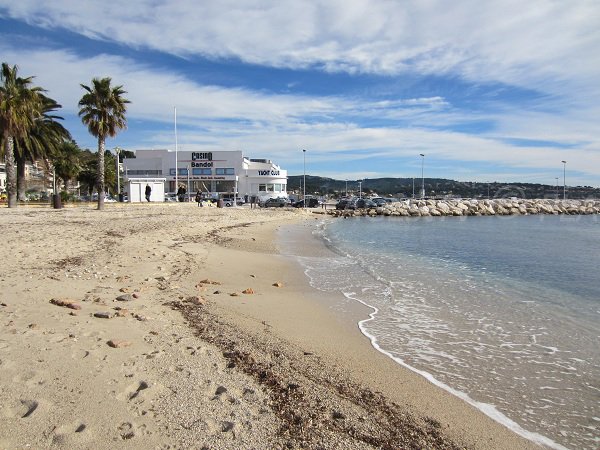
325, 199, 600, 218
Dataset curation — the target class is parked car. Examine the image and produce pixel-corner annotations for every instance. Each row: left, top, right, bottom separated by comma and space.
221, 196, 244, 207
293, 198, 319, 208
260, 197, 288, 208
371, 197, 388, 206
346, 198, 377, 210
335, 199, 352, 210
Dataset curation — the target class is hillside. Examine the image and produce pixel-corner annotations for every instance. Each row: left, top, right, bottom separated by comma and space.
287, 175, 600, 200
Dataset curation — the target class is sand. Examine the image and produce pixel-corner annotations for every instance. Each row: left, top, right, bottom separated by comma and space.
0, 203, 539, 449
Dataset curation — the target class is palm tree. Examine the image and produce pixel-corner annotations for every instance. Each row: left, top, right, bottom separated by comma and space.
0, 63, 44, 208
77, 149, 98, 197
78, 77, 129, 210
53, 140, 82, 192
13, 95, 71, 200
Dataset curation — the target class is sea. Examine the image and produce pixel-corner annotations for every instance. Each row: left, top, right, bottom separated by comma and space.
279, 214, 600, 450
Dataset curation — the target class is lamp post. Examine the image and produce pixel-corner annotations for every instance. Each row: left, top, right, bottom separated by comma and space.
302, 149, 306, 209
174, 107, 178, 195
561, 160, 567, 200
187, 165, 191, 202
345, 179, 348, 197
420, 153, 425, 199
358, 180, 362, 198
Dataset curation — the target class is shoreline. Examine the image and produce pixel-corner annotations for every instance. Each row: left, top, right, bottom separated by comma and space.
0, 205, 538, 449
281, 216, 572, 450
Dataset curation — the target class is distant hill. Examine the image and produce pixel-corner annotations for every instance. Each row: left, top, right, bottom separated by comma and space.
288, 175, 600, 200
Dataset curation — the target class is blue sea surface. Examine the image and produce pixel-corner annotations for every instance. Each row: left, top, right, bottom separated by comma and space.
281, 214, 600, 450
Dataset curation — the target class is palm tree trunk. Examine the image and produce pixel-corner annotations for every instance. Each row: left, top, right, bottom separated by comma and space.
97, 136, 105, 210
4, 137, 17, 208
16, 153, 27, 202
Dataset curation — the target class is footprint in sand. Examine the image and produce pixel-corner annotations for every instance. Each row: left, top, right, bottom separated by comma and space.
51, 420, 89, 445
117, 380, 150, 402
1, 399, 40, 419
20, 400, 38, 418
117, 421, 148, 440
128, 381, 149, 400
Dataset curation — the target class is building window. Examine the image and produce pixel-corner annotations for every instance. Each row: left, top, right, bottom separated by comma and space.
257, 183, 287, 193
215, 168, 235, 175
127, 169, 162, 175
192, 168, 211, 175
169, 168, 189, 176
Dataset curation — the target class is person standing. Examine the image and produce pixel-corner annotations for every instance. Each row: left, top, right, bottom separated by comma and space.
145, 184, 151, 202
195, 190, 202, 207
177, 185, 186, 202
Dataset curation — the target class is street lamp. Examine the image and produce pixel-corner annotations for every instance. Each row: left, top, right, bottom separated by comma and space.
358, 180, 362, 198
561, 160, 567, 200
187, 165, 191, 202
345, 179, 348, 197
174, 107, 178, 194
302, 149, 306, 209
420, 153, 425, 199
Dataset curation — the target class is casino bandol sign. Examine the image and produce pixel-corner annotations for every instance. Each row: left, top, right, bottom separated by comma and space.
191, 152, 212, 168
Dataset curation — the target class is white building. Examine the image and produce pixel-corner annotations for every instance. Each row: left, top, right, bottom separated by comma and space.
0, 164, 5, 193
123, 150, 288, 202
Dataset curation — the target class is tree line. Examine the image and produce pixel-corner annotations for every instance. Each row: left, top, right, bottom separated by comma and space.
0, 62, 130, 210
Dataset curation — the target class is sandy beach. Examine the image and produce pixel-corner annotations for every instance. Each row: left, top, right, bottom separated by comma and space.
0, 203, 539, 449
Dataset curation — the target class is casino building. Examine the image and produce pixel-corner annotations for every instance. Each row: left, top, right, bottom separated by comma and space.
123, 149, 288, 201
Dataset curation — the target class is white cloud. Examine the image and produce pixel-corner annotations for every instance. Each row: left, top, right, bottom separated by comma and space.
1, 0, 598, 97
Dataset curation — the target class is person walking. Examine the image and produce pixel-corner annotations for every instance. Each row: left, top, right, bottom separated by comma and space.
195, 190, 202, 207
145, 184, 151, 202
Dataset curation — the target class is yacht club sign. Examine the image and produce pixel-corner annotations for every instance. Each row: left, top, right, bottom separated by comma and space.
257, 169, 280, 176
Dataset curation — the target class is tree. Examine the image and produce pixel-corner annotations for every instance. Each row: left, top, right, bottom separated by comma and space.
78, 77, 129, 210
77, 149, 97, 196
53, 140, 82, 191
13, 95, 71, 200
0, 63, 44, 208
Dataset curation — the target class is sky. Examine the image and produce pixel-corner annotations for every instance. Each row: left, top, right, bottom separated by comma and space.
1, 0, 599, 186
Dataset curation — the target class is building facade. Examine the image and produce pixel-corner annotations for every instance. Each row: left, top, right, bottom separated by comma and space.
0, 164, 5, 194
123, 149, 288, 201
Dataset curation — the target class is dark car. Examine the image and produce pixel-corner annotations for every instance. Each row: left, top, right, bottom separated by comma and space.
261, 197, 288, 208
350, 198, 377, 209
335, 199, 352, 210
371, 197, 388, 206
293, 198, 319, 208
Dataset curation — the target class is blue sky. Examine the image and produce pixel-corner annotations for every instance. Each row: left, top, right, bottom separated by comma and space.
1, 1, 599, 186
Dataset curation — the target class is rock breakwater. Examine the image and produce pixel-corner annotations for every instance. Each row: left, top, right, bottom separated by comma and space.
326, 199, 600, 218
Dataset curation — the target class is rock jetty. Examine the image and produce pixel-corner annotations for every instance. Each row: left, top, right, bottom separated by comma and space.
326, 198, 600, 218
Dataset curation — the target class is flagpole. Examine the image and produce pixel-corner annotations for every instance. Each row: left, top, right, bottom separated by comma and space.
174, 106, 178, 193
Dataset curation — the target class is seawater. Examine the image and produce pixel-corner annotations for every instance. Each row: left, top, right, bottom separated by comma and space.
280, 214, 600, 450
